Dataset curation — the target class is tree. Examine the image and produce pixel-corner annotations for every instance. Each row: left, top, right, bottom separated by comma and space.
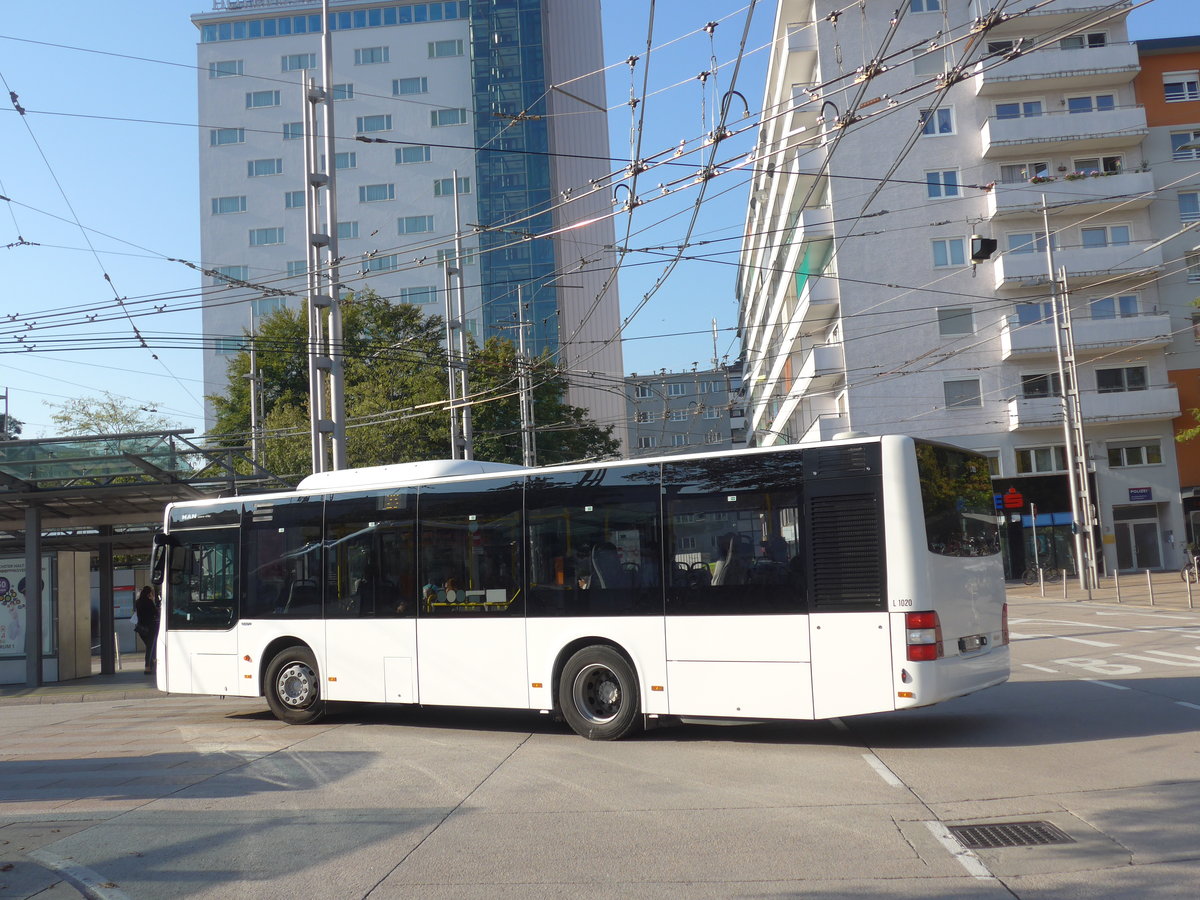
0, 412, 23, 440
207, 291, 619, 477
48, 393, 177, 436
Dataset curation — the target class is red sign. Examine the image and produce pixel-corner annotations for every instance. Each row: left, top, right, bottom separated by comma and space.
1002, 487, 1025, 509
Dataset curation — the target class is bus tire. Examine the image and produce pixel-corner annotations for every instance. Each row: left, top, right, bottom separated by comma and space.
264, 645, 326, 725
558, 646, 641, 741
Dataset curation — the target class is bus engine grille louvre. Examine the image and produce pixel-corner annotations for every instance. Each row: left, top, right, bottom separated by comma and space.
810, 446, 870, 475
810, 494, 881, 605
948, 821, 1076, 850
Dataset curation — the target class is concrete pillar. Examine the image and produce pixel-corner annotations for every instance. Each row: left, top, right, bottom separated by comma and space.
99, 526, 115, 675
23, 506, 41, 687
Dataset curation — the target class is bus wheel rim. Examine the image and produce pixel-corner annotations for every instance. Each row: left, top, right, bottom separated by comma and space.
278, 662, 316, 708
572, 663, 621, 724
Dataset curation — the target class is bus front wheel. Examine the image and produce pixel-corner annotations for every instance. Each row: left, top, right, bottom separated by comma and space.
265, 646, 326, 725
558, 646, 641, 741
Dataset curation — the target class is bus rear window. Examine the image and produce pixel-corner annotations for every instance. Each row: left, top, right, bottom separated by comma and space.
916, 442, 999, 557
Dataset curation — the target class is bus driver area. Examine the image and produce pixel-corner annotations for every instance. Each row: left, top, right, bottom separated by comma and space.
153, 435, 1009, 740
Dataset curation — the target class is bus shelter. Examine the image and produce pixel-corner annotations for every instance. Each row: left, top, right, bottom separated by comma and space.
0, 430, 286, 686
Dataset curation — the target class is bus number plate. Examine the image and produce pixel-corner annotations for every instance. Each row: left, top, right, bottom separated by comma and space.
959, 635, 986, 653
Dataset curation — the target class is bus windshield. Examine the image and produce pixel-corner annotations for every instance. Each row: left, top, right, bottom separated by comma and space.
916, 441, 1000, 557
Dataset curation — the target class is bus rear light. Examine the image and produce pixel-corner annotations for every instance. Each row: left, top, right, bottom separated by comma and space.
1001, 602, 1010, 645
905, 610, 943, 661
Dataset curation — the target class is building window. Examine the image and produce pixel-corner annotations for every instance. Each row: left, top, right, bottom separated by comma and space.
1089, 294, 1138, 319
428, 39, 464, 58
668, 383, 687, 397
637, 436, 657, 449
436, 248, 474, 266
337, 221, 359, 240
1073, 155, 1122, 175
672, 434, 689, 447
1164, 70, 1200, 102
356, 114, 392, 133
1066, 94, 1115, 114
1081, 225, 1130, 248
912, 47, 944, 76
287, 260, 307, 278
249, 227, 284, 246
212, 265, 248, 285
926, 169, 960, 198
247, 158, 283, 177
910, 0, 940, 10
364, 254, 400, 272
943, 378, 981, 409
284, 190, 305, 209
1180, 192, 1200, 222
1060, 32, 1107, 49
1170, 130, 1200, 160
282, 121, 303, 140
355, 46, 389, 65
1000, 161, 1049, 183
359, 183, 395, 202
246, 90, 281, 108
209, 59, 243, 78
210, 127, 245, 146
332, 83, 354, 101
919, 107, 954, 135
1108, 441, 1162, 468
433, 176, 471, 196
321, 152, 358, 170
1016, 301, 1053, 325
931, 237, 965, 268
1016, 445, 1067, 474
669, 408, 689, 421
1007, 231, 1053, 254
1020, 373, 1063, 398
1188, 253, 1200, 284
634, 384, 652, 399
937, 307, 974, 335
281, 53, 316, 71
399, 286, 437, 305
431, 107, 468, 127
211, 195, 247, 215
397, 145, 432, 164
1096, 366, 1147, 393
979, 450, 1001, 477
393, 77, 429, 95
704, 407, 722, 419
252, 297, 284, 318
995, 99, 1043, 119
399, 215, 434, 234
215, 338, 243, 356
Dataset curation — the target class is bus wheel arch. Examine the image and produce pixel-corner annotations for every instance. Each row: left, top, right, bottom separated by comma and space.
555, 641, 642, 741
263, 642, 326, 725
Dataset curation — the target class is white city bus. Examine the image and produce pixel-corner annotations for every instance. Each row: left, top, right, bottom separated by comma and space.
150, 434, 1009, 740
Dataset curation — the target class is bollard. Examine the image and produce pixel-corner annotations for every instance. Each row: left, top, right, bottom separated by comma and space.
114, 632, 122, 671
1039, 566, 1045, 598
1146, 569, 1154, 606
1114, 570, 1121, 604
1061, 571, 1068, 601
1188, 574, 1193, 610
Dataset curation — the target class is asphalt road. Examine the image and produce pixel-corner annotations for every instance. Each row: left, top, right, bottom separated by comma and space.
2, 593, 1198, 899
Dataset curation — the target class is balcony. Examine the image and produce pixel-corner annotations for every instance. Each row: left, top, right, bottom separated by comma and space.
1001, 311, 1172, 360
794, 272, 839, 335
974, 43, 1139, 96
798, 414, 849, 444
981, 106, 1148, 158
984, 1, 1132, 33
986, 170, 1154, 219
993, 240, 1163, 289
1007, 385, 1179, 430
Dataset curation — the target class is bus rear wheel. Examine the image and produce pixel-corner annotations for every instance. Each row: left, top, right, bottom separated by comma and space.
265, 646, 326, 725
558, 646, 641, 741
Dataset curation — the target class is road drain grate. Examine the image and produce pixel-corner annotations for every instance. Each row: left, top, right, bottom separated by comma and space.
949, 821, 1076, 850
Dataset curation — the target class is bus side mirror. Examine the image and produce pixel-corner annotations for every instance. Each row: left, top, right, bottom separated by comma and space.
150, 532, 180, 586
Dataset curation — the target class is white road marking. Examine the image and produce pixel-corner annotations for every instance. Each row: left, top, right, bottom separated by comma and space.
1176, 702, 1200, 711
1058, 636, 1118, 648
1081, 679, 1131, 691
924, 821, 994, 881
27, 849, 132, 900
1022, 664, 1059, 673
861, 753, 905, 788
1116, 651, 1200, 667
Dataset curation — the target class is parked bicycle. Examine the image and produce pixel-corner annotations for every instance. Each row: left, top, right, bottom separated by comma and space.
1181, 559, 1198, 584
1022, 563, 1062, 585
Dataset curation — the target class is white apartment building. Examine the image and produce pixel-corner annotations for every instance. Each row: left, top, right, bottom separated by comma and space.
739, 0, 1185, 575
191, 0, 624, 437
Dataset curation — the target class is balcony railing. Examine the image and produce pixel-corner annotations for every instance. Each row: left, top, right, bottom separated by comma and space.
798, 414, 849, 444
1007, 385, 1179, 430
974, 42, 1139, 96
981, 105, 1148, 158
993, 240, 1163, 289
986, 170, 1154, 218
1001, 310, 1172, 359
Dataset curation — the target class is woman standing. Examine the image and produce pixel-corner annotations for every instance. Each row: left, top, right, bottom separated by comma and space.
134, 585, 160, 675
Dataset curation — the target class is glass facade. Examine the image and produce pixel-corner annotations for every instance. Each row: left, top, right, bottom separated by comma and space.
469, 0, 558, 355
200, 3, 468, 42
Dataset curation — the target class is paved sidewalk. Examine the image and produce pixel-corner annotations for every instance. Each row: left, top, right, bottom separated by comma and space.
0, 653, 164, 707
1006, 568, 1199, 610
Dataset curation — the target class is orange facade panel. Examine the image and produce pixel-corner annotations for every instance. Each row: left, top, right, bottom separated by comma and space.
1135, 44, 1200, 127
1170, 367, 1200, 487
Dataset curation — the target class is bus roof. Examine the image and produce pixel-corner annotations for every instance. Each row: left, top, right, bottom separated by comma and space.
296, 459, 523, 491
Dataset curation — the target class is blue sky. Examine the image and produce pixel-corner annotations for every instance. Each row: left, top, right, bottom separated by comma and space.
0, 0, 1191, 438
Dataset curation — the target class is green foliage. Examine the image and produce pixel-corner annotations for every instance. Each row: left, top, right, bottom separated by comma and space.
48, 392, 177, 436
0, 412, 23, 439
206, 291, 618, 478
